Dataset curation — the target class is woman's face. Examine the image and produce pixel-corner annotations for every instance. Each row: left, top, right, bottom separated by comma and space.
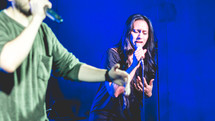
130, 20, 149, 49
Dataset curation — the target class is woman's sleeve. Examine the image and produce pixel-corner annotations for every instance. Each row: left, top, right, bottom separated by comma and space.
105, 48, 121, 70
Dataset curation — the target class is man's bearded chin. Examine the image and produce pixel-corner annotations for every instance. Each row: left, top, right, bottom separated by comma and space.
15, 4, 31, 16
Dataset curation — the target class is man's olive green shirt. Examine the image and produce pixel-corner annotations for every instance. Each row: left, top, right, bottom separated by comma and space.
0, 10, 83, 121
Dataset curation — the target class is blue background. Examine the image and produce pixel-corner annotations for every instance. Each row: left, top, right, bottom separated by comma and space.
1, 0, 215, 120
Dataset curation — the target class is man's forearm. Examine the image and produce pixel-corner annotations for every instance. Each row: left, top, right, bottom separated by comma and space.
78, 64, 106, 82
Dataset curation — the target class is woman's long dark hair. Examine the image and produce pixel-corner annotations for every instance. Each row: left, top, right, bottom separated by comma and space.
117, 14, 156, 82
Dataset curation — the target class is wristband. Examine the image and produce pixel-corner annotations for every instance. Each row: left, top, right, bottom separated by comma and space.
105, 70, 112, 82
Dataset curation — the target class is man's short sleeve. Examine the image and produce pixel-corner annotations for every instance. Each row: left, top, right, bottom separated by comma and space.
0, 30, 10, 54
41, 23, 84, 81
0, 11, 22, 56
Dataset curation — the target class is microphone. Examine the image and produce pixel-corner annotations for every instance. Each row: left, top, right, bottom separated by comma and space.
136, 45, 144, 87
124, 44, 144, 96
140, 56, 144, 74
136, 43, 144, 65
140, 57, 144, 65
135, 44, 145, 121
136, 44, 144, 79
45, 7, 63, 23
140, 57, 144, 80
